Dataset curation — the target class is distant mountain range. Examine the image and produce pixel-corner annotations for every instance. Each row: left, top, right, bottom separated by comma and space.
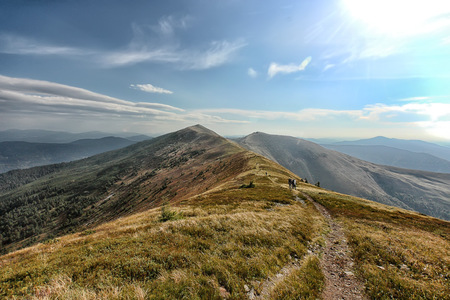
237, 132, 450, 221
0, 137, 137, 173
322, 144, 450, 173
330, 136, 450, 162
0, 129, 151, 143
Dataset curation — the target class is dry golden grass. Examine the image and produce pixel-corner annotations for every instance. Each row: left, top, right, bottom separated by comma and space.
2, 148, 449, 299
270, 255, 324, 299
0, 154, 327, 299
306, 186, 450, 299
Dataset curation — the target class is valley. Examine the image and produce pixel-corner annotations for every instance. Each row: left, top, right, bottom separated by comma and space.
0, 137, 139, 173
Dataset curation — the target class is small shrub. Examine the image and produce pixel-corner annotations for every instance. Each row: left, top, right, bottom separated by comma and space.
239, 181, 255, 189
159, 203, 183, 222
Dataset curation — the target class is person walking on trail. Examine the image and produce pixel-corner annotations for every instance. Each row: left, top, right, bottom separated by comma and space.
288, 178, 292, 189
292, 179, 297, 190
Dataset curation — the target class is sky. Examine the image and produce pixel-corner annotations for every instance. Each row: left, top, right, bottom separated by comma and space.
1, 0, 450, 142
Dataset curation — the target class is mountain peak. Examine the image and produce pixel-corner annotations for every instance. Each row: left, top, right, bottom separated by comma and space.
183, 124, 221, 137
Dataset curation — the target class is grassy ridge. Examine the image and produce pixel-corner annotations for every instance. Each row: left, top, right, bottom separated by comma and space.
0, 155, 326, 299
304, 186, 450, 299
0, 126, 245, 254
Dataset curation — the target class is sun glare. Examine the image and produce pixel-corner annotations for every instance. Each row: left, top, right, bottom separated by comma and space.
342, 0, 450, 37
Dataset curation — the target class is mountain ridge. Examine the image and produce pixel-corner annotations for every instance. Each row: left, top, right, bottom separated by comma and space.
0, 125, 250, 254
237, 131, 450, 220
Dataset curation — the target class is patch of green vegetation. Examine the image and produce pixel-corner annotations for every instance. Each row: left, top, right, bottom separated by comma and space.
240, 181, 255, 188
159, 203, 184, 222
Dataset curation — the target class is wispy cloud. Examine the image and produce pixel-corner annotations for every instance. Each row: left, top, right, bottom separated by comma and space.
0, 14, 246, 71
248, 67, 258, 78
268, 56, 312, 78
0, 34, 89, 56
130, 83, 173, 94
186, 40, 247, 70
0, 75, 182, 117
103, 38, 246, 69
362, 102, 450, 122
101, 16, 246, 69
197, 100, 450, 125
196, 107, 361, 122
152, 15, 193, 37
0, 75, 245, 133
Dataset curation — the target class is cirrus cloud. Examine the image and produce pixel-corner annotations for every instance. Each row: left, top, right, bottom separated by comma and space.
130, 83, 173, 94
268, 56, 312, 79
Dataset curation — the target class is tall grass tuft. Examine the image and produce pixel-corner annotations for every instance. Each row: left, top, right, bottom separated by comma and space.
271, 255, 324, 299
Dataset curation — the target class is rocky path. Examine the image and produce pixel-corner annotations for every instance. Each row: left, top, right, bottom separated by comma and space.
299, 192, 367, 300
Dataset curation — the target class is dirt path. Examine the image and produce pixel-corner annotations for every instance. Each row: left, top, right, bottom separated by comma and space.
299, 192, 367, 300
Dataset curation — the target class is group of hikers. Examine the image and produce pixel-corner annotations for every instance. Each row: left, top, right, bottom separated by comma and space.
288, 178, 297, 190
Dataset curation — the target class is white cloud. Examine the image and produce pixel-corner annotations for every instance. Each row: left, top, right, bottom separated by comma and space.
137, 102, 184, 112
0, 34, 89, 56
152, 15, 193, 37
0, 75, 182, 118
0, 15, 245, 71
186, 39, 247, 70
196, 100, 450, 137
196, 107, 362, 122
130, 83, 173, 94
268, 56, 312, 78
102, 38, 246, 70
323, 64, 335, 71
0, 75, 246, 133
398, 96, 431, 102
102, 18, 246, 69
248, 67, 258, 78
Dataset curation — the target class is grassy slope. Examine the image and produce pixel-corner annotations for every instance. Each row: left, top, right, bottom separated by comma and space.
1, 132, 449, 299
0, 125, 250, 254
0, 154, 326, 299
302, 185, 450, 299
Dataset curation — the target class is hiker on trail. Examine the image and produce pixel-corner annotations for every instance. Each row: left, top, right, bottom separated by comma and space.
292, 179, 297, 190
288, 178, 292, 189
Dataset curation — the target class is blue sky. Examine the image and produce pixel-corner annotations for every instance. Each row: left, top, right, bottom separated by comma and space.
0, 0, 449, 141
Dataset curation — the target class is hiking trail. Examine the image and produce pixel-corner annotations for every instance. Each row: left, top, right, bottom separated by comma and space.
299, 191, 367, 300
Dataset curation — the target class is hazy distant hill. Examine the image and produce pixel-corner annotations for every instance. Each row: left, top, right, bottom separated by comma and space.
323, 144, 450, 173
0, 137, 136, 173
237, 132, 450, 220
334, 136, 450, 162
0, 129, 151, 143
